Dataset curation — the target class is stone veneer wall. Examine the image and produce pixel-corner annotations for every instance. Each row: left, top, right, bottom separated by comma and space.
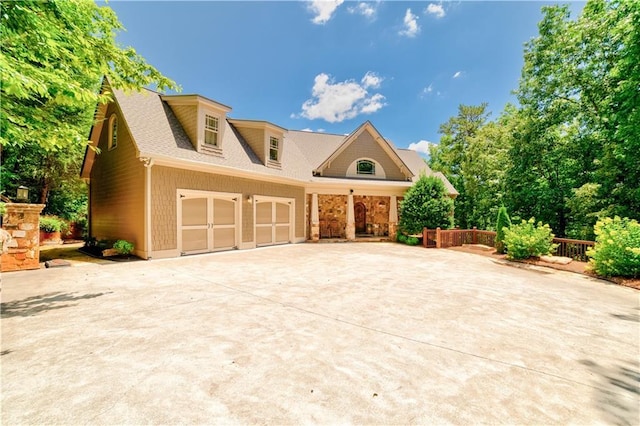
1, 203, 46, 272
354, 195, 391, 236
318, 194, 347, 238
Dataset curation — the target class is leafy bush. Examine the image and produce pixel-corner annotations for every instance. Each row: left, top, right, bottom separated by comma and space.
495, 205, 512, 254
399, 175, 454, 234
405, 236, 420, 246
39, 215, 67, 233
587, 217, 640, 278
113, 239, 134, 255
397, 232, 408, 244
503, 218, 557, 260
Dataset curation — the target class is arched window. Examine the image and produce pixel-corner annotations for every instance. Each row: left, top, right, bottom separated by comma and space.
108, 114, 118, 150
356, 159, 375, 175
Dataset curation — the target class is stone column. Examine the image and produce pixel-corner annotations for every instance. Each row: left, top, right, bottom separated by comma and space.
310, 193, 320, 241
388, 195, 398, 241
1, 203, 46, 272
346, 193, 355, 240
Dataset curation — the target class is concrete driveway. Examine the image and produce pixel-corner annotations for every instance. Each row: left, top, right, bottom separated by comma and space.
2, 243, 638, 424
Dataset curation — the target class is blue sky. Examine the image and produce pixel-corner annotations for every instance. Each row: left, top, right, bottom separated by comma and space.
108, 1, 584, 156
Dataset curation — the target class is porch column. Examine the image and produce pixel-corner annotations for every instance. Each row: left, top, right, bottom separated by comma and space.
346, 193, 355, 240
311, 193, 320, 241
389, 195, 398, 241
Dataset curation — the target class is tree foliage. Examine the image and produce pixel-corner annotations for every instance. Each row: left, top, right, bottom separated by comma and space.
429, 0, 639, 239
399, 175, 454, 234
495, 205, 512, 254
1, 0, 179, 151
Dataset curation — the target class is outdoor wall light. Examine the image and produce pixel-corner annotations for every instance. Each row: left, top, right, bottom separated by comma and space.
247, 195, 253, 204
16, 185, 29, 202
350, 189, 354, 194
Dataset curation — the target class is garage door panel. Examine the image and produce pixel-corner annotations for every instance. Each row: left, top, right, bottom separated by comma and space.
256, 202, 272, 225
213, 228, 235, 249
275, 225, 289, 243
213, 199, 235, 226
182, 198, 207, 226
256, 226, 272, 245
182, 229, 208, 252
275, 203, 289, 224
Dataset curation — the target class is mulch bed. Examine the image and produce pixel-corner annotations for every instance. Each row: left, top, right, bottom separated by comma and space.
446, 245, 640, 291
78, 246, 140, 262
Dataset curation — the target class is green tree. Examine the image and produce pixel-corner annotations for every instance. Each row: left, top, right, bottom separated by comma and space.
495, 205, 512, 254
509, 0, 640, 236
428, 103, 490, 228
399, 175, 454, 234
1, 0, 179, 151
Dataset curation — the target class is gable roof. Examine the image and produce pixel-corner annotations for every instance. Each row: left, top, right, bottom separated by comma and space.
313, 121, 413, 180
81, 86, 457, 195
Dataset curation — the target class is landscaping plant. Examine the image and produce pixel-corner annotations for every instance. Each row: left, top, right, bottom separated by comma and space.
587, 217, 640, 278
503, 218, 557, 260
399, 175, 454, 234
113, 240, 134, 256
495, 205, 512, 254
39, 215, 67, 233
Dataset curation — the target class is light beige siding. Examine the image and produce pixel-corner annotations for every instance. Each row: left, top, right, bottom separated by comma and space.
151, 166, 305, 250
323, 131, 406, 180
232, 126, 265, 163
89, 104, 146, 251
170, 105, 198, 149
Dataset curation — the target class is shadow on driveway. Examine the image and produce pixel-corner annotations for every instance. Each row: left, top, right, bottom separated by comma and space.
1, 291, 111, 318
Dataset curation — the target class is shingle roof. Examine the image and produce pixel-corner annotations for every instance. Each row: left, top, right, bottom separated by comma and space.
111, 88, 457, 195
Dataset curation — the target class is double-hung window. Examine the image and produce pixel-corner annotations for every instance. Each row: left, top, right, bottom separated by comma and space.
204, 115, 219, 147
269, 136, 280, 162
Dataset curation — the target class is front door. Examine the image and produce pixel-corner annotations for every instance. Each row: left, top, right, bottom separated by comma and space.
355, 202, 366, 233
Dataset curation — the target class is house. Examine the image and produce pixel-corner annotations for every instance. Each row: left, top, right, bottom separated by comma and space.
80, 81, 457, 259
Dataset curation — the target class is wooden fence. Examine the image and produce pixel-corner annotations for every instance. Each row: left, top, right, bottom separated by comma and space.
422, 227, 594, 262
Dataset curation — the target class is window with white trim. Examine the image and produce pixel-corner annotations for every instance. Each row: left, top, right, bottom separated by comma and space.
204, 115, 219, 147
108, 114, 118, 150
357, 159, 375, 175
269, 136, 280, 162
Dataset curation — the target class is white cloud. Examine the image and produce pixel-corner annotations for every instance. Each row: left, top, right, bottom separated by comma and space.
426, 3, 445, 19
296, 72, 387, 123
301, 128, 326, 133
423, 83, 434, 95
408, 140, 433, 156
348, 2, 377, 19
452, 71, 462, 78
308, 0, 344, 25
399, 8, 420, 38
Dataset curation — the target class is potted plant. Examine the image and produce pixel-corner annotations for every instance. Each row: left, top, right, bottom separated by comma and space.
39, 215, 66, 245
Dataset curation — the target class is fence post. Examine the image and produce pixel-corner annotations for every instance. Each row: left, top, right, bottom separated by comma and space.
423, 227, 427, 248
436, 227, 441, 248
472, 226, 477, 244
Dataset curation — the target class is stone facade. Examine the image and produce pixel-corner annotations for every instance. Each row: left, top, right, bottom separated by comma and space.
354, 195, 390, 236
1, 203, 46, 272
317, 194, 347, 239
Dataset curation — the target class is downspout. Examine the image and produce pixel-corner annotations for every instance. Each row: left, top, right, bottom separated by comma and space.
141, 157, 154, 259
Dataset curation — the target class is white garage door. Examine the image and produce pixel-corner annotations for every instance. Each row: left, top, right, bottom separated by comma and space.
254, 197, 293, 247
179, 191, 240, 255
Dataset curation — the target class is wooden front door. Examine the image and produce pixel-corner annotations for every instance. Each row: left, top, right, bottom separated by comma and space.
355, 202, 366, 233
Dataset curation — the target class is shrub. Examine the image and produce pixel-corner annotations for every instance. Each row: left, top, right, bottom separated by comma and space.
39, 215, 67, 233
587, 217, 640, 278
503, 218, 557, 260
399, 175, 454, 234
397, 232, 408, 244
113, 240, 134, 255
405, 236, 420, 246
495, 205, 512, 254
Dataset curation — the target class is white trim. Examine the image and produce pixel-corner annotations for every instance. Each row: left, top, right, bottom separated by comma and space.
149, 249, 180, 259
108, 113, 118, 151
142, 158, 154, 259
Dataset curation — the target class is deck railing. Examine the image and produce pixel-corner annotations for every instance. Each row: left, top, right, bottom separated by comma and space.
422, 227, 594, 262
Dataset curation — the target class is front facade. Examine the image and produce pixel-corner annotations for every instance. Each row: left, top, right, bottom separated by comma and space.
81, 80, 457, 259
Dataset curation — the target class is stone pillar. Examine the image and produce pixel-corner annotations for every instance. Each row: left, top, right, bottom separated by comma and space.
1, 203, 46, 272
310, 193, 320, 241
389, 195, 398, 241
346, 193, 355, 240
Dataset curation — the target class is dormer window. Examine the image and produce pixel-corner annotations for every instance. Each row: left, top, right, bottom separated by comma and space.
357, 160, 375, 175
269, 136, 280, 162
204, 115, 219, 147
108, 114, 118, 150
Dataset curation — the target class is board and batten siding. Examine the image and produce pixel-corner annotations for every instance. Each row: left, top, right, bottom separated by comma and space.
89, 104, 146, 253
151, 166, 305, 251
322, 131, 406, 181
